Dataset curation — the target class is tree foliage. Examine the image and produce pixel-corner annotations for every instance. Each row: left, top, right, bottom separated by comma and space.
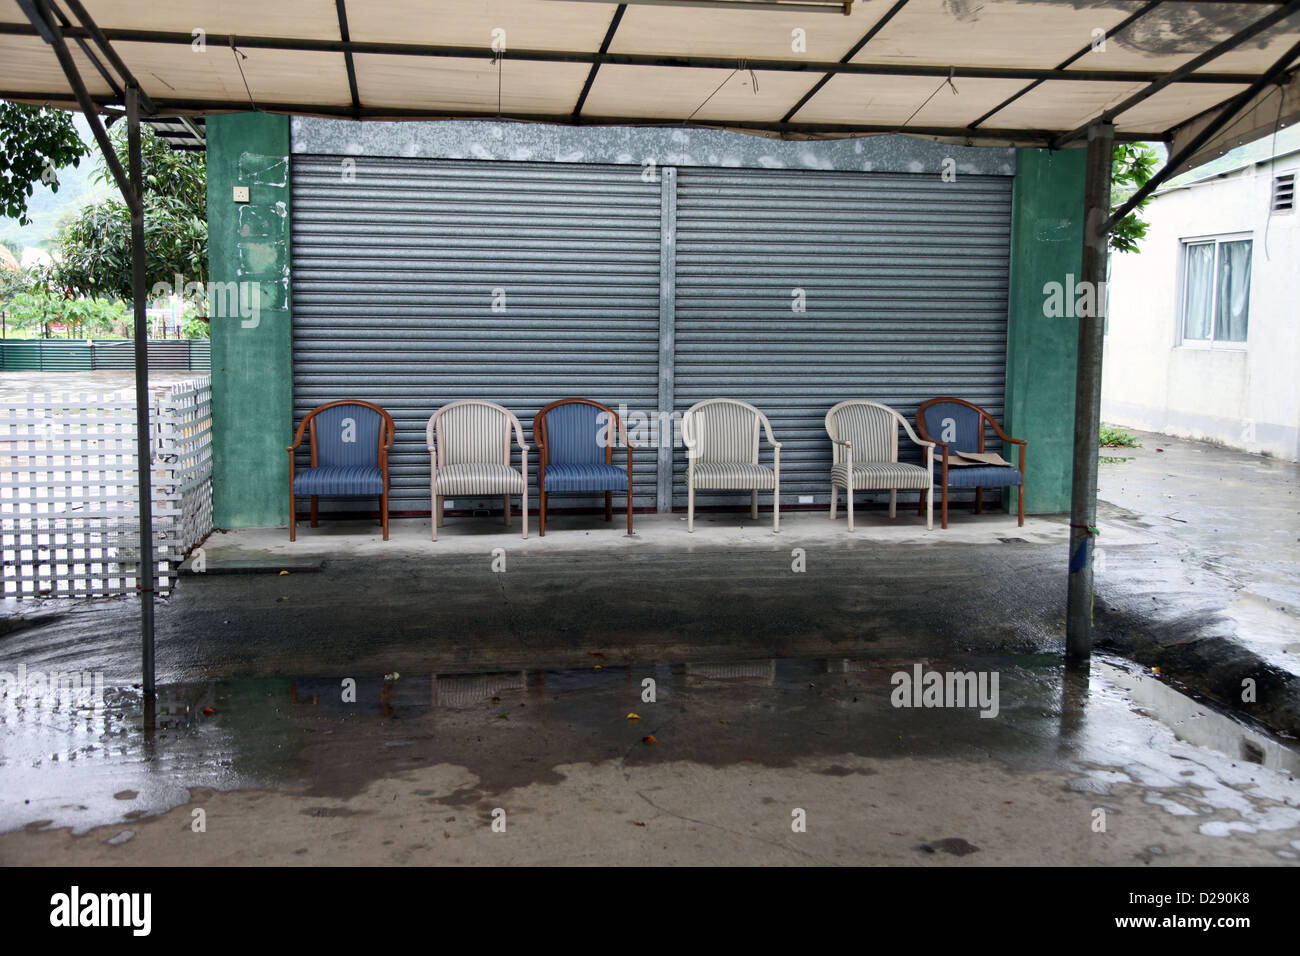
51, 123, 206, 305
2, 265, 128, 338
1110, 143, 1160, 255
0, 103, 89, 225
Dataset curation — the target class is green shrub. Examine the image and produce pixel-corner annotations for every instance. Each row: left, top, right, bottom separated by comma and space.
1099, 425, 1140, 448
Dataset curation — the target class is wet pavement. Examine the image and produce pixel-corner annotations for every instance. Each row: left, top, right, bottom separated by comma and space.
1095, 427, 1300, 678
0, 428, 1296, 864
0, 654, 1297, 864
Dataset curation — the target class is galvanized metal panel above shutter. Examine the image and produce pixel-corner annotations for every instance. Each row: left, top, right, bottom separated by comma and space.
291, 156, 662, 513
673, 168, 1013, 508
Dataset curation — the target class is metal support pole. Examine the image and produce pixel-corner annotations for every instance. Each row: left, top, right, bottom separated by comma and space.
1066, 120, 1114, 663
656, 166, 677, 513
128, 86, 156, 696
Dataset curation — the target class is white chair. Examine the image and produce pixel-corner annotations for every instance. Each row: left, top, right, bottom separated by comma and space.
826, 400, 934, 532
427, 399, 529, 540
682, 398, 781, 533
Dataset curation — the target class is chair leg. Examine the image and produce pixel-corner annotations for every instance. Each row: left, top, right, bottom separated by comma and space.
626, 484, 634, 535
436, 495, 445, 528
772, 483, 779, 534
289, 493, 296, 541
504, 494, 511, 526
829, 484, 838, 520
381, 489, 389, 541
750, 489, 758, 520
539, 489, 547, 537
889, 489, 897, 519
521, 487, 528, 540
975, 487, 983, 515
941, 482, 949, 530
917, 488, 926, 517
926, 483, 933, 531
605, 490, 613, 522
310, 495, 319, 527
431, 493, 438, 542
688, 484, 695, 533
847, 487, 854, 532
1018, 482, 1025, 527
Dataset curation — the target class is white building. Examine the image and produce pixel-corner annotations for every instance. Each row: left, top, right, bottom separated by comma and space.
1103, 129, 1299, 461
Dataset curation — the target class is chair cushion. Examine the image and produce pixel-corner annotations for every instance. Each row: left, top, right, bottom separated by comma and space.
312, 404, 383, 468
542, 463, 628, 492
438, 403, 510, 465
937, 464, 1023, 488
293, 466, 384, 496
830, 403, 899, 461
832, 461, 931, 490
435, 463, 526, 495
542, 403, 607, 465
691, 403, 759, 464
691, 462, 776, 490
920, 402, 983, 455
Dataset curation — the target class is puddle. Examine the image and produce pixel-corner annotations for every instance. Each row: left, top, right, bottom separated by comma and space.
1, 652, 1297, 837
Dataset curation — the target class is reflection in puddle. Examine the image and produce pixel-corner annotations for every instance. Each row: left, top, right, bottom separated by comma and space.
1, 653, 1296, 841
1105, 662, 1300, 775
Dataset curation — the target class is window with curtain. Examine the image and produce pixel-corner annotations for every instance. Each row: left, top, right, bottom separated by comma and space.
1180, 237, 1251, 346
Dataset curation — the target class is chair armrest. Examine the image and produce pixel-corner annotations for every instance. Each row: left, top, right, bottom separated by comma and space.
681, 413, 698, 451
830, 437, 851, 448
983, 412, 1023, 446
898, 414, 935, 451
288, 416, 310, 451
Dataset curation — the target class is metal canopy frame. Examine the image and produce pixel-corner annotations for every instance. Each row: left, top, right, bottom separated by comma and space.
16, 0, 156, 695
6, 0, 1300, 686
0, 11, 1289, 146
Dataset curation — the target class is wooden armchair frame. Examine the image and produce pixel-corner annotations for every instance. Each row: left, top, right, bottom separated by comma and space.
915, 396, 1026, 530
287, 399, 395, 541
533, 397, 634, 536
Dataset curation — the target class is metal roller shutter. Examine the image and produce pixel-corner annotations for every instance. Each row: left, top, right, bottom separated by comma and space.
673, 168, 1013, 508
291, 156, 662, 513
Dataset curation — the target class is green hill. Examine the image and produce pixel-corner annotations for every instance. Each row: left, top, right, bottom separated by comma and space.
0, 115, 112, 254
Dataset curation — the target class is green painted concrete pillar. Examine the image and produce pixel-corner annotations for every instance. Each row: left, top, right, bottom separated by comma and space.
1004, 147, 1087, 514
207, 113, 293, 528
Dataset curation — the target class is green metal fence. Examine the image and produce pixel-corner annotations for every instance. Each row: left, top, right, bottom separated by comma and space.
0, 339, 210, 371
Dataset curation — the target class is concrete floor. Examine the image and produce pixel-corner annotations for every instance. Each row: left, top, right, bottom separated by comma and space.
0, 369, 205, 398
0, 428, 1297, 865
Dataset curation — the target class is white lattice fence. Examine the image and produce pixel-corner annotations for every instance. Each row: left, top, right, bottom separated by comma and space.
0, 376, 213, 598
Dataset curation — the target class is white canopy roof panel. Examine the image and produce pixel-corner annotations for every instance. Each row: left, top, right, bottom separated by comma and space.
0, 0, 1297, 155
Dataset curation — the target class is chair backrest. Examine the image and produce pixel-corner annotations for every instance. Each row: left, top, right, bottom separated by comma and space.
917, 398, 986, 455
534, 399, 617, 466
684, 399, 763, 464
305, 401, 391, 468
825, 401, 902, 464
428, 400, 518, 466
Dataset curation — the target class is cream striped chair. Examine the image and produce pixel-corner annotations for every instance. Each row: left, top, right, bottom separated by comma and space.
427, 400, 529, 541
826, 400, 934, 532
682, 398, 782, 534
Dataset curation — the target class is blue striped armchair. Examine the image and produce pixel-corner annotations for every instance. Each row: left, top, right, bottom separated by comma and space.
288, 400, 395, 541
916, 397, 1026, 529
533, 398, 633, 536
427, 400, 530, 540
